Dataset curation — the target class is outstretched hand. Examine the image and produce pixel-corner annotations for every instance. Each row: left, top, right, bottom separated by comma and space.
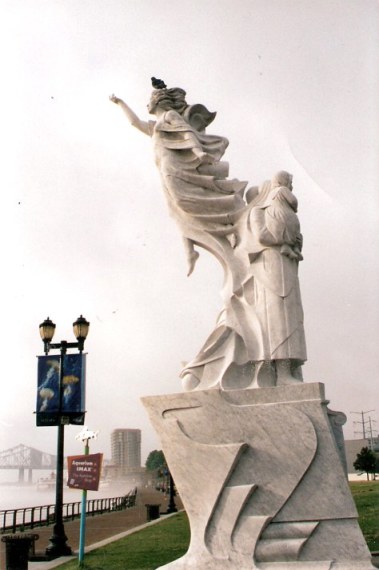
109, 93, 122, 104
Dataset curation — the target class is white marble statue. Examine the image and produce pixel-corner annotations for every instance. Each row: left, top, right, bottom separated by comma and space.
111, 80, 374, 570
110, 79, 306, 390
109, 87, 245, 275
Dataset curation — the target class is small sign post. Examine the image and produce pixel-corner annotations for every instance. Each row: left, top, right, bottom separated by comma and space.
68, 427, 100, 567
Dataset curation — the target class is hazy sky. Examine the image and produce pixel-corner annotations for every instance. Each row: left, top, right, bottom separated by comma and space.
0, 0, 378, 463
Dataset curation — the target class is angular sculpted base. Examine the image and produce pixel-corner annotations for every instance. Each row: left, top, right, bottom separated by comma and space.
142, 384, 374, 569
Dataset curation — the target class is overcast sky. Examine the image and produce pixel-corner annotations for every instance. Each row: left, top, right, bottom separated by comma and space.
0, 0, 378, 463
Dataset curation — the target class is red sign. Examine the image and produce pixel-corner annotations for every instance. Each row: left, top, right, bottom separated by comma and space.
67, 453, 103, 491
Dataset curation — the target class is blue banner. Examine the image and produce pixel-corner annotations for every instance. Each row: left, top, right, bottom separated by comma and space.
36, 354, 86, 426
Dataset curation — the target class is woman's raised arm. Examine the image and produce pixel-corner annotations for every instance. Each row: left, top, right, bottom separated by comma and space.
109, 94, 151, 136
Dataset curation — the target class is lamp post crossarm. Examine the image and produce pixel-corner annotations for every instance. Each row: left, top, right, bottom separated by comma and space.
45, 340, 85, 354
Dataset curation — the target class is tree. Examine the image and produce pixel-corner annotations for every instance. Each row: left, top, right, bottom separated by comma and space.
145, 450, 166, 471
353, 447, 377, 480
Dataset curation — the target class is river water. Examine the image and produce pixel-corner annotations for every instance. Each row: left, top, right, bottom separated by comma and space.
0, 470, 132, 511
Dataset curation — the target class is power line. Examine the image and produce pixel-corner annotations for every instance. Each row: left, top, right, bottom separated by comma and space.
351, 409, 377, 449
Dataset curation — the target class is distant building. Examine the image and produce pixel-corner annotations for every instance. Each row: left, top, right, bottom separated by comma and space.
111, 429, 141, 476
344, 437, 379, 474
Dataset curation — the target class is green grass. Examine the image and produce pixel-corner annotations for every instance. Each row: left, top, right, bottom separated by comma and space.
349, 481, 379, 552
57, 512, 190, 570
56, 484, 378, 569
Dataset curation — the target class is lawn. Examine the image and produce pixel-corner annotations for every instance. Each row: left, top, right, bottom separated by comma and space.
57, 483, 378, 569
57, 512, 190, 570
350, 481, 379, 552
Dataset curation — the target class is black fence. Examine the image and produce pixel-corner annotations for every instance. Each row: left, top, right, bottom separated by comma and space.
0, 487, 137, 534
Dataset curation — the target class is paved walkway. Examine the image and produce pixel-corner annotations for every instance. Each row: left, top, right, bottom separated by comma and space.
2, 489, 378, 569
1, 488, 183, 569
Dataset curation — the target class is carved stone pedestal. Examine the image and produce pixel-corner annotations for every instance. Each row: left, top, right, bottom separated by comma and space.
142, 383, 375, 569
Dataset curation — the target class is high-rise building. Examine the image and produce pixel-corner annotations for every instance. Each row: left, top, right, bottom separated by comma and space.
111, 429, 141, 472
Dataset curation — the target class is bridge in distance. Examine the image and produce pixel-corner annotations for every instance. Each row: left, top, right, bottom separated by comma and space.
0, 444, 56, 483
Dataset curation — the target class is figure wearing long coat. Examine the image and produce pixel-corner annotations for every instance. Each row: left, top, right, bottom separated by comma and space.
180, 181, 307, 389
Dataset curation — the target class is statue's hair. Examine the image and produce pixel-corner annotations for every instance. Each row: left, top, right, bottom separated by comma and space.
150, 87, 188, 114
272, 170, 293, 188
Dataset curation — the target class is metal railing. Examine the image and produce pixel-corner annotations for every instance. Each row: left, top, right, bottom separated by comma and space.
0, 487, 137, 534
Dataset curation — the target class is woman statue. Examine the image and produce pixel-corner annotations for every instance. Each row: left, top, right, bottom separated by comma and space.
110, 81, 306, 390
110, 83, 247, 276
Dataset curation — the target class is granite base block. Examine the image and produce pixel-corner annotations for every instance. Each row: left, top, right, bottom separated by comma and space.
142, 383, 374, 569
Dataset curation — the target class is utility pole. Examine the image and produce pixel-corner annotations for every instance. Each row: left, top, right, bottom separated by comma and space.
367, 417, 378, 450
351, 409, 376, 443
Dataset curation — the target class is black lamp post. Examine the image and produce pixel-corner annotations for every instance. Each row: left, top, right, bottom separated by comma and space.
166, 471, 178, 514
164, 466, 177, 514
39, 315, 90, 558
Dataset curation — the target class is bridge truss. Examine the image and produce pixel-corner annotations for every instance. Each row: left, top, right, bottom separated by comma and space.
0, 444, 57, 482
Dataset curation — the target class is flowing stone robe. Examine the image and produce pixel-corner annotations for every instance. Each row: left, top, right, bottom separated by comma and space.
147, 110, 246, 235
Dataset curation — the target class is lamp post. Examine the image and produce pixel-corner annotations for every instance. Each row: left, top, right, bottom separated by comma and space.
162, 463, 177, 515
39, 315, 90, 558
166, 471, 178, 514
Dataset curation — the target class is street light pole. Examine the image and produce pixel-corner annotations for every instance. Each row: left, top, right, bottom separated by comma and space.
39, 316, 90, 559
47, 340, 70, 558
166, 471, 178, 514
49, 420, 70, 556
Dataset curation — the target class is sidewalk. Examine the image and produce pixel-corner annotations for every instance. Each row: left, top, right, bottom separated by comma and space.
1, 488, 183, 570
2, 489, 377, 570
